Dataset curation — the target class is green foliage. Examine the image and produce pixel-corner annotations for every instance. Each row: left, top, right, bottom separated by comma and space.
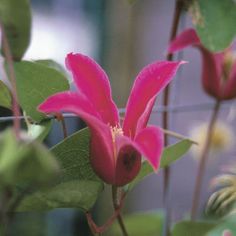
9, 213, 46, 236
160, 139, 192, 168
190, 0, 236, 51
51, 128, 101, 182
172, 221, 216, 236
17, 180, 103, 212
14, 61, 69, 122
0, 129, 60, 186
35, 59, 68, 78
0, 0, 31, 60
106, 212, 163, 236
0, 80, 11, 109
16, 128, 103, 212
207, 213, 236, 236
128, 139, 192, 191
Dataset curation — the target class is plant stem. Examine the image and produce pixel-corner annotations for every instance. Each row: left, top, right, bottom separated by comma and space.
55, 113, 68, 139
85, 192, 126, 235
112, 186, 128, 236
191, 100, 221, 220
0, 22, 21, 139
162, 0, 184, 235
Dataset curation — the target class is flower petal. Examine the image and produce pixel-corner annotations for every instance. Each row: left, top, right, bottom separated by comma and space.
168, 28, 201, 53
199, 49, 223, 98
38, 92, 116, 183
223, 61, 236, 99
114, 135, 142, 186
66, 53, 119, 126
123, 61, 184, 138
168, 28, 222, 99
134, 126, 163, 170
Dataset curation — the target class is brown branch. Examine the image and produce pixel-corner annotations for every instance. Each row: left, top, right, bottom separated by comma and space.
0, 21, 21, 139
191, 100, 221, 220
162, 0, 184, 235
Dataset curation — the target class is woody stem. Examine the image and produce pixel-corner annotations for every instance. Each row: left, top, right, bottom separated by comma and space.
112, 186, 128, 236
0, 21, 21, 139
85, 191, 126, 235
162, 0, 184, 235
191, 99, 221, 220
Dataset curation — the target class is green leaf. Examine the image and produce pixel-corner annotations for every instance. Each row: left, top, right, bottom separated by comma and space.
160, 139, 192, 168
35, 59, 68, 77
16, 128, 104, 212
27, 120, 52, 142
0, 129, 60, 186
106, 212, 164, 236
0, 0, 31, 60
14, 61, 69, 122
0, 80, 12, 109
172, 221, 216, 236
17, 180, 103, 212
190, 0, 236, 51
128, 139, 192, 191
51, 128, 101, 183
207, 213, 236, 236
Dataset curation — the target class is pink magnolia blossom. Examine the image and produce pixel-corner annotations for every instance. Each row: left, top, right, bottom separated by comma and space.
168, 28, 236, 100
38, 53, 183, 186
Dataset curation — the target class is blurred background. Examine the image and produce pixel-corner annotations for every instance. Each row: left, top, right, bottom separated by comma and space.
5, 0, 236, 235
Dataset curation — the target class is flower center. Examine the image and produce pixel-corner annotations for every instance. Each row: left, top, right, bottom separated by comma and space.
110, 126, 123, 143
110, 125, 123, 160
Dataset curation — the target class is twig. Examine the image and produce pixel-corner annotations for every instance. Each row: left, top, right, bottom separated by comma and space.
162, 0, 184, 235
0, 21, 21, 139
112, 186, 128, 236
55, 113, 68, 139
191, 100, 221, 220
85, 192, 126, 235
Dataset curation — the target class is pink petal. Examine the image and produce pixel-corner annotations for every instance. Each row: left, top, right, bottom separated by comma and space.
168, 28, 222, 99
199, 49, 222, 98
168, 28, 201, 53
134, 126, 163, 170
123, 61, 184, 138
66, 53, 119, 126
223, 60, 236, 99
38, 92, 116, 183
114, 135, 142, 186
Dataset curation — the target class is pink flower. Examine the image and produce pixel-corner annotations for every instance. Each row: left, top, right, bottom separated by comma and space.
168, 28, 236, 100
38, 53, 183, 186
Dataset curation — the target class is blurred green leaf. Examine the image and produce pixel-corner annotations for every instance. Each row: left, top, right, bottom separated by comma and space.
35, 59, 68, 77
0, 129, 60, 186
207, 213, 236, 236
51, 128, 101, 183
0, 0, 31, 60
172, 221, 216, 236
9, 213, 46, 236
27, 120, 52, 142
16, 128, 105, 212
106, 212, 163, 236
128, 139, 192, 191
190, 0, 236, 51
0, 80, 11, 109
14, 61, 69, 122
17, 180, 103, 212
